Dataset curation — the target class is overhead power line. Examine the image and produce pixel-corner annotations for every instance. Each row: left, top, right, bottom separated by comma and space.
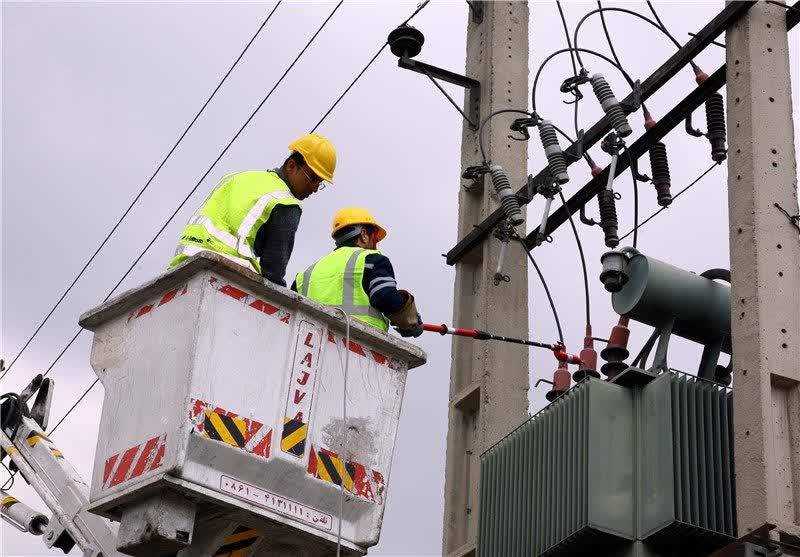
0, 1, 283, 385
618, 161, 721, 241
45, 0, 344, 434
46, 0, 430, 436
310, 0, 431, 132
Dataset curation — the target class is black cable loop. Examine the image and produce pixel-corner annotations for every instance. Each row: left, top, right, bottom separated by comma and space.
478, 108, 532, 164
0, 2, 284, 384
572, 7, 693, 71
628, 150, 640, 248
554, 0, 596, 169
515, 238, 565, 345
597, 1, 649, 116
558, 191, 591, 329
532, 47, 635, 116
645, 1, 684, 50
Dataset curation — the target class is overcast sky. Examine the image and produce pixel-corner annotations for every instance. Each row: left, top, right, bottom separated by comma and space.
2, 1, 798, 555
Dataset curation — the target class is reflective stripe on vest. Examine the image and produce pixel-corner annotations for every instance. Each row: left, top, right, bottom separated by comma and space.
297, 248, 388, 327
168, 171, 300, 273
235, 189, 295, 260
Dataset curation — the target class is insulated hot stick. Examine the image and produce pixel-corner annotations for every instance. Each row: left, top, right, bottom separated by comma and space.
422, 324, 582, 365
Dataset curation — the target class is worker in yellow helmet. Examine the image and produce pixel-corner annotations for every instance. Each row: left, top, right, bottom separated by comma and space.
168, 133, 336, 286
292, 208, 423, 337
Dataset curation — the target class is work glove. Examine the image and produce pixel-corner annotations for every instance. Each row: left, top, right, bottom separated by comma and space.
388, 290, 424, 338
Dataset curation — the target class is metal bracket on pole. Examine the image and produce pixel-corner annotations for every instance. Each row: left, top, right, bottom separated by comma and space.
397, 57, 481, 129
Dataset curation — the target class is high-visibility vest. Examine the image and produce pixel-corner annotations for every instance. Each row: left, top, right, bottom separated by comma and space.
295, 247, 391, 332
168, 171, 301, 274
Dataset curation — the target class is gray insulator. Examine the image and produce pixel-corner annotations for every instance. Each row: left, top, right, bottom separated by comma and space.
538, 121, 569, 185
489, 165, 524, 226
590, 74, 632, 138
648, 142, 672, 207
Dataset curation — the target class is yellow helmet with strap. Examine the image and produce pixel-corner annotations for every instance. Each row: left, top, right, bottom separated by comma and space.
331, 207, 387, 242
288, 133, 336, 183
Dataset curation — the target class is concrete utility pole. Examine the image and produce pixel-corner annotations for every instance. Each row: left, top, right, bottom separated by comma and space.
726, 0, 800, 550
441, 3, 530, 556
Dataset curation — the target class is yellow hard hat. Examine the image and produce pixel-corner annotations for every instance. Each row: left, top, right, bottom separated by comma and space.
288, 133, 336, 183
331, 207, 387, 242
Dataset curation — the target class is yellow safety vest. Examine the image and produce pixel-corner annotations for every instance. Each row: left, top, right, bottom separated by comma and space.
168, 171, 301, 273
295, 247, 390, 332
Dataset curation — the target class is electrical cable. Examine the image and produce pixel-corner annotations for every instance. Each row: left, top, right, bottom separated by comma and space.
48, 379, 99, 435
310, 0, 430, 132
555, 1, 581, 138
558, 191, 591, 329
627, 150, 639, 248
572, 7, 692, 70
597, 1, 623, 71
515, 238, 565, 344
597, 1, 650, 116
645, 1, 703, 74
532, 47, 635, 116
478, 108, 531, 164
0, 1, 283, 384
645, 1, 684, 50
618, 161, 721, 241
41, 2, 345, 433
1, 461, 15, 490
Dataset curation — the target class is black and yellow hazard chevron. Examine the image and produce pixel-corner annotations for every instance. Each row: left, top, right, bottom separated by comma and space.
316, 449, 354, 492
280, 417, 307, 457
25, 431, 52, 447
202, 410, 248, 449
213, 526, 260, 557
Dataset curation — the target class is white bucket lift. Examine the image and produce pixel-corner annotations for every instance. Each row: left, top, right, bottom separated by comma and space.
79, 252, 426, 556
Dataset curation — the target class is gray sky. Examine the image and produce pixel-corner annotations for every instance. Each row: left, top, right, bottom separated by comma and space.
2, 1, 798, 555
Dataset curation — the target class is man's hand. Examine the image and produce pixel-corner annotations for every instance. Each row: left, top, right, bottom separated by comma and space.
397, 314, 423, 338
388, 290, 423, 337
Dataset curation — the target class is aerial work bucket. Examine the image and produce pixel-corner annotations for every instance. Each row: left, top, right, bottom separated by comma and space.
79, 252, 426, 556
